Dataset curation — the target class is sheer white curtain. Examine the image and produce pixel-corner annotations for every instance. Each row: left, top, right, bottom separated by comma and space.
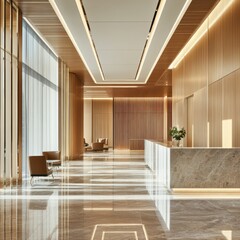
22, 20, 58, 177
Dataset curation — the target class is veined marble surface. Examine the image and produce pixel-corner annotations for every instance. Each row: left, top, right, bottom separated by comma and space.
1, 150, 240, 239
171, 148, 240, 188
145, 140, 240, 189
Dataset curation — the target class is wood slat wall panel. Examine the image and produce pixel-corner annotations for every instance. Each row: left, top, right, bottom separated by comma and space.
129, 139, 144, 150
69, 73, 84, 159
83, 99, 92, 145
232, 0, 240, 70
222, 73, 236, 147
193, 87, 208, 147
208, 18, 223, 84
235, 69, 240, 146
92, 100, 113, 146
114, 113, 129, 149
173, 0, 240, 147
187, 96, 194, 147
208, 81, 222, 147
113, 98, 166, 149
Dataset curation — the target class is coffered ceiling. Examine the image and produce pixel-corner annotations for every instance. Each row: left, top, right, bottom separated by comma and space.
15, 0, 219, 96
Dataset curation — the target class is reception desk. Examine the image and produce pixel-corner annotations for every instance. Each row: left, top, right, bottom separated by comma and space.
144, 140, 240, 191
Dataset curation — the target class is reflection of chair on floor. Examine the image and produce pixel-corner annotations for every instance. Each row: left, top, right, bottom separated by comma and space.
29, 155, 54, 184
42, 151, 61, 169
91, 142, 104, 151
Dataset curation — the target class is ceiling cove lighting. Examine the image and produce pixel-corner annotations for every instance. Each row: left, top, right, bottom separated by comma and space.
75, 0, 105, 81
144, 0, 192, 83
136, 0, 166, 80
169, 0, 234, 69
83, 97, 113, 100
84, 86, 140, 88
49, 0, 99, 83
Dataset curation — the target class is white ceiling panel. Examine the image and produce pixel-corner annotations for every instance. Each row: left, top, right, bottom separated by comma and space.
102, 64, 137, 79
90, 22, 151, 50
50, 0, 192, 84
97, 50, 142, 65
82, 0, 159, 22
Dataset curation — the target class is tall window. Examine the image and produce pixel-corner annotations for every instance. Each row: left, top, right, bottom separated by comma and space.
22, 19, 58, 177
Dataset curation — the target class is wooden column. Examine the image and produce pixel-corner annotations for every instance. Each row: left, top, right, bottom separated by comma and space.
69, 73, 84, 159
17, 10, 22, 183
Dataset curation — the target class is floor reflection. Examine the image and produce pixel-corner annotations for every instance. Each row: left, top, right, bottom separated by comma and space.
0, 151, 240, 239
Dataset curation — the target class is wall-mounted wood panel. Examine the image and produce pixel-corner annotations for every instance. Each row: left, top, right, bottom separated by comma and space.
83, 99, 92, 145
187, 96, 194, 147
235, 69, 240, 146
114, 98, 167, 149
208, 16, 223, 84
173, 0, 240, 147
69, 73, 84, 159
193, 87, 208, 147
232, 0, 240, 70
222, 72, 236, 147
129, 139, 144, 150
208, 81, 222, 147
92, 100, 113, 147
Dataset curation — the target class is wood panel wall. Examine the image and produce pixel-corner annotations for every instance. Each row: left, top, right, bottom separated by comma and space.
92, 99, 113, 146
69, 73, 84, 159
83, 99, 92, 145
172, 0, 240, 147
114, 98, 169, 149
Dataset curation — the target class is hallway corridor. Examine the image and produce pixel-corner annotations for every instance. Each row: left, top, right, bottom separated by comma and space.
1, 151, 240, 239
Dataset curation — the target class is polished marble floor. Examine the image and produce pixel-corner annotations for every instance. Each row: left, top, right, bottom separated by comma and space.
1, 150, 240, 240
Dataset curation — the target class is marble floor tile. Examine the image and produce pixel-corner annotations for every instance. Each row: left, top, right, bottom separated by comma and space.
1, 151, 240, 239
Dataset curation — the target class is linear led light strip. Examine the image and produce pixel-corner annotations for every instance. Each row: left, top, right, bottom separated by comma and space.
169, 0, 234, 69
143, 0, 192, 83
84, 86, 139, 88
75, 0, 105, 81
49, 0, 100, 83
136, 0, 166, 80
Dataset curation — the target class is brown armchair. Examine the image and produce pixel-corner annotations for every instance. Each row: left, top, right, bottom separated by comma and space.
42, 151, 61, 168
97, 138, 108, 145
29, 155, 53, 184
91, 142, 104, 151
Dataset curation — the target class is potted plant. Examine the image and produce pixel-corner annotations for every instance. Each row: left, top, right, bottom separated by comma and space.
169, 126, 186, 147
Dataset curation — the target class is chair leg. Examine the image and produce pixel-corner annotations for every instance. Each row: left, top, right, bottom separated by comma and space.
52, 173, 54, 179
30, 177, 34, 185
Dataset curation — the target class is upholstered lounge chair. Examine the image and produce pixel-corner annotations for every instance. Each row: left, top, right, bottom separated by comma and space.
29, 155, 53, 184
91, 142, 104, 151
42, 151, 61, 168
